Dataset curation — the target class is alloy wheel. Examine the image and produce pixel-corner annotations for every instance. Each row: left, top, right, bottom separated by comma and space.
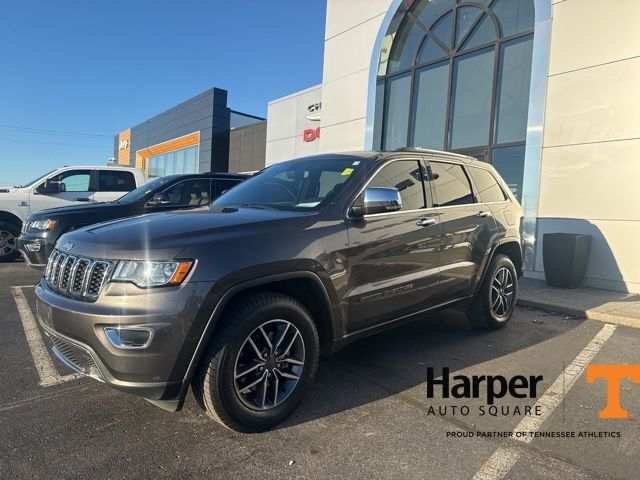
233, 319, 305, 411
491, 267, 514, 317
0, 229, 16, 258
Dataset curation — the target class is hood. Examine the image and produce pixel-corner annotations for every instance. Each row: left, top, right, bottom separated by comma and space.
0, 187, 17, 193
58, 206, 309, 260
28, 201, 120, 220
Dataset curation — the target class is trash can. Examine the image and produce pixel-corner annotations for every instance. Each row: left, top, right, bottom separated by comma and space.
543, 233, 592, 288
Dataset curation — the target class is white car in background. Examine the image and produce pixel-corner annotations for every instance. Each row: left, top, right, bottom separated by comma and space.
0, 166, 148, 262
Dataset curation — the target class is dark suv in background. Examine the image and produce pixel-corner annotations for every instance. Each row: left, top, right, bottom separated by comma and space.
35, 150, 523, 432
18, 172, 248, 268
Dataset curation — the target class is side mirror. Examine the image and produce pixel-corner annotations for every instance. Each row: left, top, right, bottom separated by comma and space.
146, 193, 170, 207
351, 187, 402, 217
37, 179, 64, 195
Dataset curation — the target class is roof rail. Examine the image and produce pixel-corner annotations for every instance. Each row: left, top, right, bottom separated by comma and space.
392, 147, 471, 160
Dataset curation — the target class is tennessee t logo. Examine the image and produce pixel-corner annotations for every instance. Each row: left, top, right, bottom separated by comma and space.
586, 365, 640, 418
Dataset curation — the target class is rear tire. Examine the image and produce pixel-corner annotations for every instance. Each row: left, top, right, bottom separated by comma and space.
467, 254, 517, 329
193, 292, 319, 432
0, 221, 20, 262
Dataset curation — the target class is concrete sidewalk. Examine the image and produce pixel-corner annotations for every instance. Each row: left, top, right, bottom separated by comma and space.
517, 277, 640, 328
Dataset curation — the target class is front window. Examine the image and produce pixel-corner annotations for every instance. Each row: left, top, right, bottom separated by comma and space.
49, 170, 92, 192
161, 179, 212, 206
213, 157, 365, 211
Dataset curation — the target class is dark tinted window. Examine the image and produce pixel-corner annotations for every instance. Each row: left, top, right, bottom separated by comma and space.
213, 179, 243, 198
162, 179, 212, 206
428, 162, 475, 207
98, 170, 136, 192
368, 160, 426, 211
469, 167, 507, 203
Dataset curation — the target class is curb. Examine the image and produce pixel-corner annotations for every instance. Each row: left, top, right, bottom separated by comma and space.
517, 298, 640, 329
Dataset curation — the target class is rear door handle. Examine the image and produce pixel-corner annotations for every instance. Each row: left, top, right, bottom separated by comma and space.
416, 217, 438, 227
74, 197, 90, 202
476, 211, 490, 218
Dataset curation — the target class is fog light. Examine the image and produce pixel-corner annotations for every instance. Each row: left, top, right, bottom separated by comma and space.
26, 243, 41, 252
104, 327, 153, 349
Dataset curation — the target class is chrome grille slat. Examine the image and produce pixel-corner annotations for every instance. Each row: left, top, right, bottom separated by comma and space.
45, 249, 112, 301
71, 259, 89, 294
59, 256, 76, 291
45, 250, 59, 279
52, 254, 66, 287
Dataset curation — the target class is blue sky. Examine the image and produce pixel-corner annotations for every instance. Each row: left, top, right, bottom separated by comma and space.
0, 0, 326, 186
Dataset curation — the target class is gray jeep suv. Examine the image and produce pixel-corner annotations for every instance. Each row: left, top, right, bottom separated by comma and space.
35, 149, 524, 432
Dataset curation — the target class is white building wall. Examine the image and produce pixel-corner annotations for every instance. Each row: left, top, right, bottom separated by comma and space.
532, 0, 640, 293
265, 85, 322, 166
319, 0, 393, 153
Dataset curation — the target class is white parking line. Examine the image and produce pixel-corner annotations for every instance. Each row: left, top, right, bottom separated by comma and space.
471, 323, 617, 480
11, 286, 81, 387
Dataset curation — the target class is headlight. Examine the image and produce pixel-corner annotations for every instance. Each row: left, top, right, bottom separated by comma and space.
29, 219, 57, 231
112, 260, 193, 287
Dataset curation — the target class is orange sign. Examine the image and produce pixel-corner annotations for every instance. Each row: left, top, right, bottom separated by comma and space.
117, 129, 131, 166
586, 365, 640, 418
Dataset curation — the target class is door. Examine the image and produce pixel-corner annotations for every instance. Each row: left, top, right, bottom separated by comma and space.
345, 159, 441, 332
427, 160, 495, 302
29, 169, 94, 213
92, 170, 137, 203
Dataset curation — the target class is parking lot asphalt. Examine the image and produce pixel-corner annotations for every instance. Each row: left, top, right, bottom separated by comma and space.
1, 259, 639, 480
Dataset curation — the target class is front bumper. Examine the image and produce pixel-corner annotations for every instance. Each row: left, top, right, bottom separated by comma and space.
35, 279, 214, 402
17, 232, 54, 269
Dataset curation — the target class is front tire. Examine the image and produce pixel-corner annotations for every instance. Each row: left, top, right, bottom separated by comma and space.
193, 292, 319, 432
0, 221, 20, 262
467, 254, 518, 329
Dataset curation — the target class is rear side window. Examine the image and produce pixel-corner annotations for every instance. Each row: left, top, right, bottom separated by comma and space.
98, 171, 136, 192
428, 162, 475, 207
469, 167, 507, 203
368, 160, 426, 211
212, 179, 242, 199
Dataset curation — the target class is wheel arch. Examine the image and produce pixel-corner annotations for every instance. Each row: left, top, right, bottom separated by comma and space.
0, 210, 23, 228
179, 271, 337, 403
473, 238, 523, 296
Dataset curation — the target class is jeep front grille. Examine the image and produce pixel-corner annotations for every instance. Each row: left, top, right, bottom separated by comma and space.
45, 249, 112, 300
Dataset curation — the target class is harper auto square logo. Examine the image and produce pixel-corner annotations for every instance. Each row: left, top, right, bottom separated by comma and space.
586, 365, 640, 419
425, 365, 639, 420
425, 367, 544, 417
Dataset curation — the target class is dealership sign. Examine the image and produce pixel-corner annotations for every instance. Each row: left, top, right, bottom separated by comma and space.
302, 101, 321, 142
303, 127, 320, 143
119, 139, 129, 150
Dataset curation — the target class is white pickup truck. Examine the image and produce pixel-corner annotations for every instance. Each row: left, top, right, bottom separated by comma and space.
0, 166, 148, 262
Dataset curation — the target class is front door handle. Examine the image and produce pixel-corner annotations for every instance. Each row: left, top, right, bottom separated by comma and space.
416, 217, 437, 227
74, 197, 90, 202
476, 211, 490, 218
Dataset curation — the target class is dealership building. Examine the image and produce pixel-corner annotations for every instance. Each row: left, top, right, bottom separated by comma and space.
114, 87, 265, 177
266, 0, 640, 294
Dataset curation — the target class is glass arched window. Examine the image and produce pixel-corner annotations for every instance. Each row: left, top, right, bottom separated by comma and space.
374, 0, 534, 201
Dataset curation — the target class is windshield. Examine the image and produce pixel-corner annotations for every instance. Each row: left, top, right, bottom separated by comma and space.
212, 156, 365, 211
115, 175, 179, 204
18, 169, 56, 188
